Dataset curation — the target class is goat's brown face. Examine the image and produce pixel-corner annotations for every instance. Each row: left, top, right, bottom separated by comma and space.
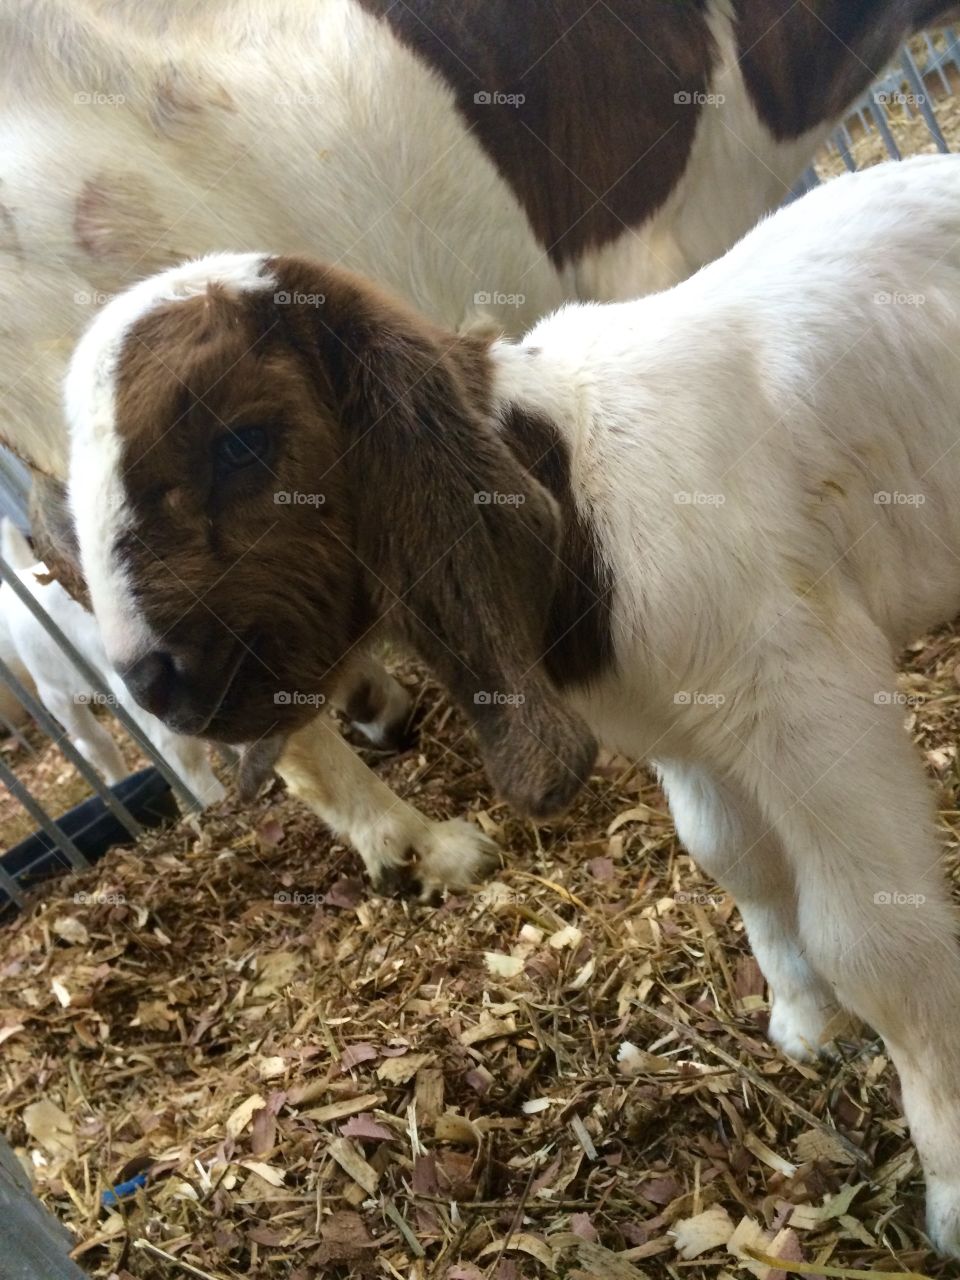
68, 260, 368, 743
67, 253, 598, 816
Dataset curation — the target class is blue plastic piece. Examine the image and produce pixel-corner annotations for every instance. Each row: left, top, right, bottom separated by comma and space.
101, 1171, 148, 1206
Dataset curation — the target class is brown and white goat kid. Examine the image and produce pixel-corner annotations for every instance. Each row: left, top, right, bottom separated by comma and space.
4, 0, 957, 875
67, 155, 960, 1252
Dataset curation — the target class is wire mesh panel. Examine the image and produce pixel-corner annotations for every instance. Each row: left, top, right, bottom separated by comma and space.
796, 28, 958, 193
0, 448, 205, 920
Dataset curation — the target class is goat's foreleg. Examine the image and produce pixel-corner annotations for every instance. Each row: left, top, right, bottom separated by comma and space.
275, 713, 498, 899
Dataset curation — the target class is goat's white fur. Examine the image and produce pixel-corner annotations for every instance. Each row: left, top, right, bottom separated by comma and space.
490, 154, 960, 1253
0, 519, 225, 805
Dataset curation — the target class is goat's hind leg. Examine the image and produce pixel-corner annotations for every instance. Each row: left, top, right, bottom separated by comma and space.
331, 654, 412, 750
44, 688, 127, 785
660, 761, 843, 1059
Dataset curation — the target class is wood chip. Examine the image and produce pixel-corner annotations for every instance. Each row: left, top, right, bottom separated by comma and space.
376, 1053, 433, 1085
225, 1093, 266, 1139
239, 1160, 285, 1187
743, 1132, 798, 1177
575, 1240, 652, 1279
326, 1137, 380, 1196
460, 1015, 517, 1046
483, 952, 524, 979
23, 1098, 75, 1160
672, 1207, 735, 1260
302, 1092, 387, 1123
478, 1233, 558, 1269
570, 1115, 598, 1161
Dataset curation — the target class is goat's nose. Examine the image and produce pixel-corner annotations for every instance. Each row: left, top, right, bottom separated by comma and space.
120, 649, 177, 718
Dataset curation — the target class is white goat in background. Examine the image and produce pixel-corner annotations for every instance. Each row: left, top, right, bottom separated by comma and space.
0, 519, 225, 805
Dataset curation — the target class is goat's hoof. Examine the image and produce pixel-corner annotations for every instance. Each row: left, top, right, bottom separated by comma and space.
416, 818, 500, 900
768, 993, 841, 1062
348, 671, 414, 753
374, 716, 416, 754
927, 1176, 960, 1258
369, 819, 499, 902
375, 860, 424, 900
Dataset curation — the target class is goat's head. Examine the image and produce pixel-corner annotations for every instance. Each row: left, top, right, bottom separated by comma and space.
65, 253, 597, 819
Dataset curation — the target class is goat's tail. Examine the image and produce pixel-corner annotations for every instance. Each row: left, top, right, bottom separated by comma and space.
0, 518, 36, 572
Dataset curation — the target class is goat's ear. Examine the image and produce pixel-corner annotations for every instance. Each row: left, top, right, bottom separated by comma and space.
278, 263, 597, 818
28, 472, 91, 609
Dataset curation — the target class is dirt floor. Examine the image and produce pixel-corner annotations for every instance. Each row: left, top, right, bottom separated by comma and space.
5, 40, 960, 1280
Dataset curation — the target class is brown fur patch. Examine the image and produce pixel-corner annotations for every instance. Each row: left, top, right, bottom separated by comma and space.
499, 402, 614, 691
112, 276, 365, 740
107, 258, 597, 815
73, 171, 167, 263
356, 0, 715, 267
150, 66, 236, 137
270, 258, 597, 817
358, 0, 950, 264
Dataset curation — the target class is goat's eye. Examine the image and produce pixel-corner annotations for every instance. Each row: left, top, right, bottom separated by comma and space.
215, 425, 270, 475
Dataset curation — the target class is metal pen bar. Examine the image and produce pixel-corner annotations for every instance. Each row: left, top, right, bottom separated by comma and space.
0, 1132, 88, 1280
901, 50, 950, 152
868, 98, 902, 159
0, 654, 143, 839
8, 770, 167, 893
0, 859, 28, 909
0, 553, 203, 811
924, 32, 951, 96
835, 126, 857, 172
0, 453, 31, 529
0, 754, 88, 871
0, 707, 34, 753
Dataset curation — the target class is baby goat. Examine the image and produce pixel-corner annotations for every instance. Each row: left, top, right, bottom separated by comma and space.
66, 154, 960, 1251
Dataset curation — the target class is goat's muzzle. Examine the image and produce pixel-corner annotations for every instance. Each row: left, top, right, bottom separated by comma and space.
119, 638, 249, 737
